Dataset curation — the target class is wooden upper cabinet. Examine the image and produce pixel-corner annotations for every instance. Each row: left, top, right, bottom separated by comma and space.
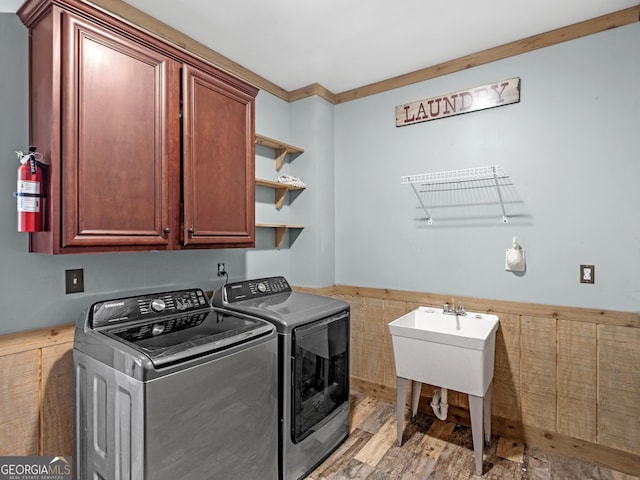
60, 12, 180, 250
182, 65, 255, 247
18, 0, 258, 254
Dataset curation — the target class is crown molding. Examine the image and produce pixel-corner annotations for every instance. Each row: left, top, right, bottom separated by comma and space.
334, 6, 640, 104
288, 82, 337, 104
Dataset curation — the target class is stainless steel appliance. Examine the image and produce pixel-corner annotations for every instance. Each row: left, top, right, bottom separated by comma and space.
74, 288, 278, 480
212, 276, 350, 480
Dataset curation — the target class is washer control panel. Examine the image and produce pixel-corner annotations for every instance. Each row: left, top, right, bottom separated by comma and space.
222, 276, 291, 303
112, 311, 208, 342
90, 288, 209, 328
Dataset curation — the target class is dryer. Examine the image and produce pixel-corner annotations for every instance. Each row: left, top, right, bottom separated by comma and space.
212, 276, 350, 480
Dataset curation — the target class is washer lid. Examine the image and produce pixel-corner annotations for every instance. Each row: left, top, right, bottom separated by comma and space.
103, 309, 273, 367
220, 292, 349, 333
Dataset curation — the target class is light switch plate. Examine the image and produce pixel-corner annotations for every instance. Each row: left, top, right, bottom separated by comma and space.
580, 265, 595, 284
65, 268, 84, 294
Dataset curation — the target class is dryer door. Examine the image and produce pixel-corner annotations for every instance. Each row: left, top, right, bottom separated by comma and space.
291, 310, 349, 443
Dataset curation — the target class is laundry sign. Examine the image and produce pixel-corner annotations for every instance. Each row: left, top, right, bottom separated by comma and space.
395, 77, 520, 127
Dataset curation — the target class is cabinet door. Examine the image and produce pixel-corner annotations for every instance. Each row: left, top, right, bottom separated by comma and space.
182, 65, 255, 247
60, 13, 180, 249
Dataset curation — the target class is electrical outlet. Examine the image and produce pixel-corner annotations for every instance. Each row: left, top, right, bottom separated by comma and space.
217, 263, 226, 277
580, 265, 595, 284
65, 268, 84, 294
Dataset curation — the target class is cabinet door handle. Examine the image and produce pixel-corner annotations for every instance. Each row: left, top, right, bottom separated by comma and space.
163, 227, 171, 234
187, 227, 194, 236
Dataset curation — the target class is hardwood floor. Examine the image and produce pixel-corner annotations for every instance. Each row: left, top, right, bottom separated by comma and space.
308, 392, 640, 480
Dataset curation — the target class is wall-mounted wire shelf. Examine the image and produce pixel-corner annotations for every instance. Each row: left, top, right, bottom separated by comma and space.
401, 165, 510, 224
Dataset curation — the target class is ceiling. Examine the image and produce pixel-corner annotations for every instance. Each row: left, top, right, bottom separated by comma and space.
4, 0, 639, 93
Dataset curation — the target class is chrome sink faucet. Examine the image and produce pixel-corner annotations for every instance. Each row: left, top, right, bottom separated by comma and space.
443, 303, 466, 316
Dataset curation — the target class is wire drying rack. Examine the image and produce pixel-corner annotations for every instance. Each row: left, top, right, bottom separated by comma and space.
401, 165, 510, 224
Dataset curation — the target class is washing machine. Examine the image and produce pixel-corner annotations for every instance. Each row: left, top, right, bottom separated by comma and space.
212, 276, 350, 480
74, 287, 278, 480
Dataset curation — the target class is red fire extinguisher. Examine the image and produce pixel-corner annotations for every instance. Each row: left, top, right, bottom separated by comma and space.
15, 146, 46, 232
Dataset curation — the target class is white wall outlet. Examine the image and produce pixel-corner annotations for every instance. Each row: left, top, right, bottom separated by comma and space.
217, 263, 226, 277
580, 265, 595, 284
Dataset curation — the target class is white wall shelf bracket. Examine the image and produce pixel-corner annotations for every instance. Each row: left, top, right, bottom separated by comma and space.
409, 183, 433, 224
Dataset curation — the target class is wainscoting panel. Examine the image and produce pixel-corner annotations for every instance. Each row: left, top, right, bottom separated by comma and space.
598, 324, 640, 456
0, 349, 39, 455
0, 325, 74, 457
557, 320, 597, 443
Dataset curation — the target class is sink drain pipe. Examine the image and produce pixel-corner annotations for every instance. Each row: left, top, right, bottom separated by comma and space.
430, 388, 449, 420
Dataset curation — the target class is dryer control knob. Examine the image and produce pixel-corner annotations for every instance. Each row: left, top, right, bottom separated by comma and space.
150, 298, 166, 312
151, 324, 165, 335
257, 283, 267, 293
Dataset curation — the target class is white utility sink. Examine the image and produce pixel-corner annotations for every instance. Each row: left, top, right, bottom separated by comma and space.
389, 306, 499, 396
389, 306, 500, 475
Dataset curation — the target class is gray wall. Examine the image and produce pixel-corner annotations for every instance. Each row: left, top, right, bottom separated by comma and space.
288, 96, 336, 288
254, 95, 336, 288
334, 23, 640, 312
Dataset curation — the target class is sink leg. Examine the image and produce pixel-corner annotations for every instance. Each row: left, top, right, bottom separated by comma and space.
411, 381, 422, 420
484, 383, 492, 447
396, 377, 409, 446
468, 394, 484, 476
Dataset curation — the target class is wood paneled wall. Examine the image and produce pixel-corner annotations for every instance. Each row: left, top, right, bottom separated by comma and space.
0, 326, 74, 456
325, 285, 640, 476
1, 286, 638, 476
